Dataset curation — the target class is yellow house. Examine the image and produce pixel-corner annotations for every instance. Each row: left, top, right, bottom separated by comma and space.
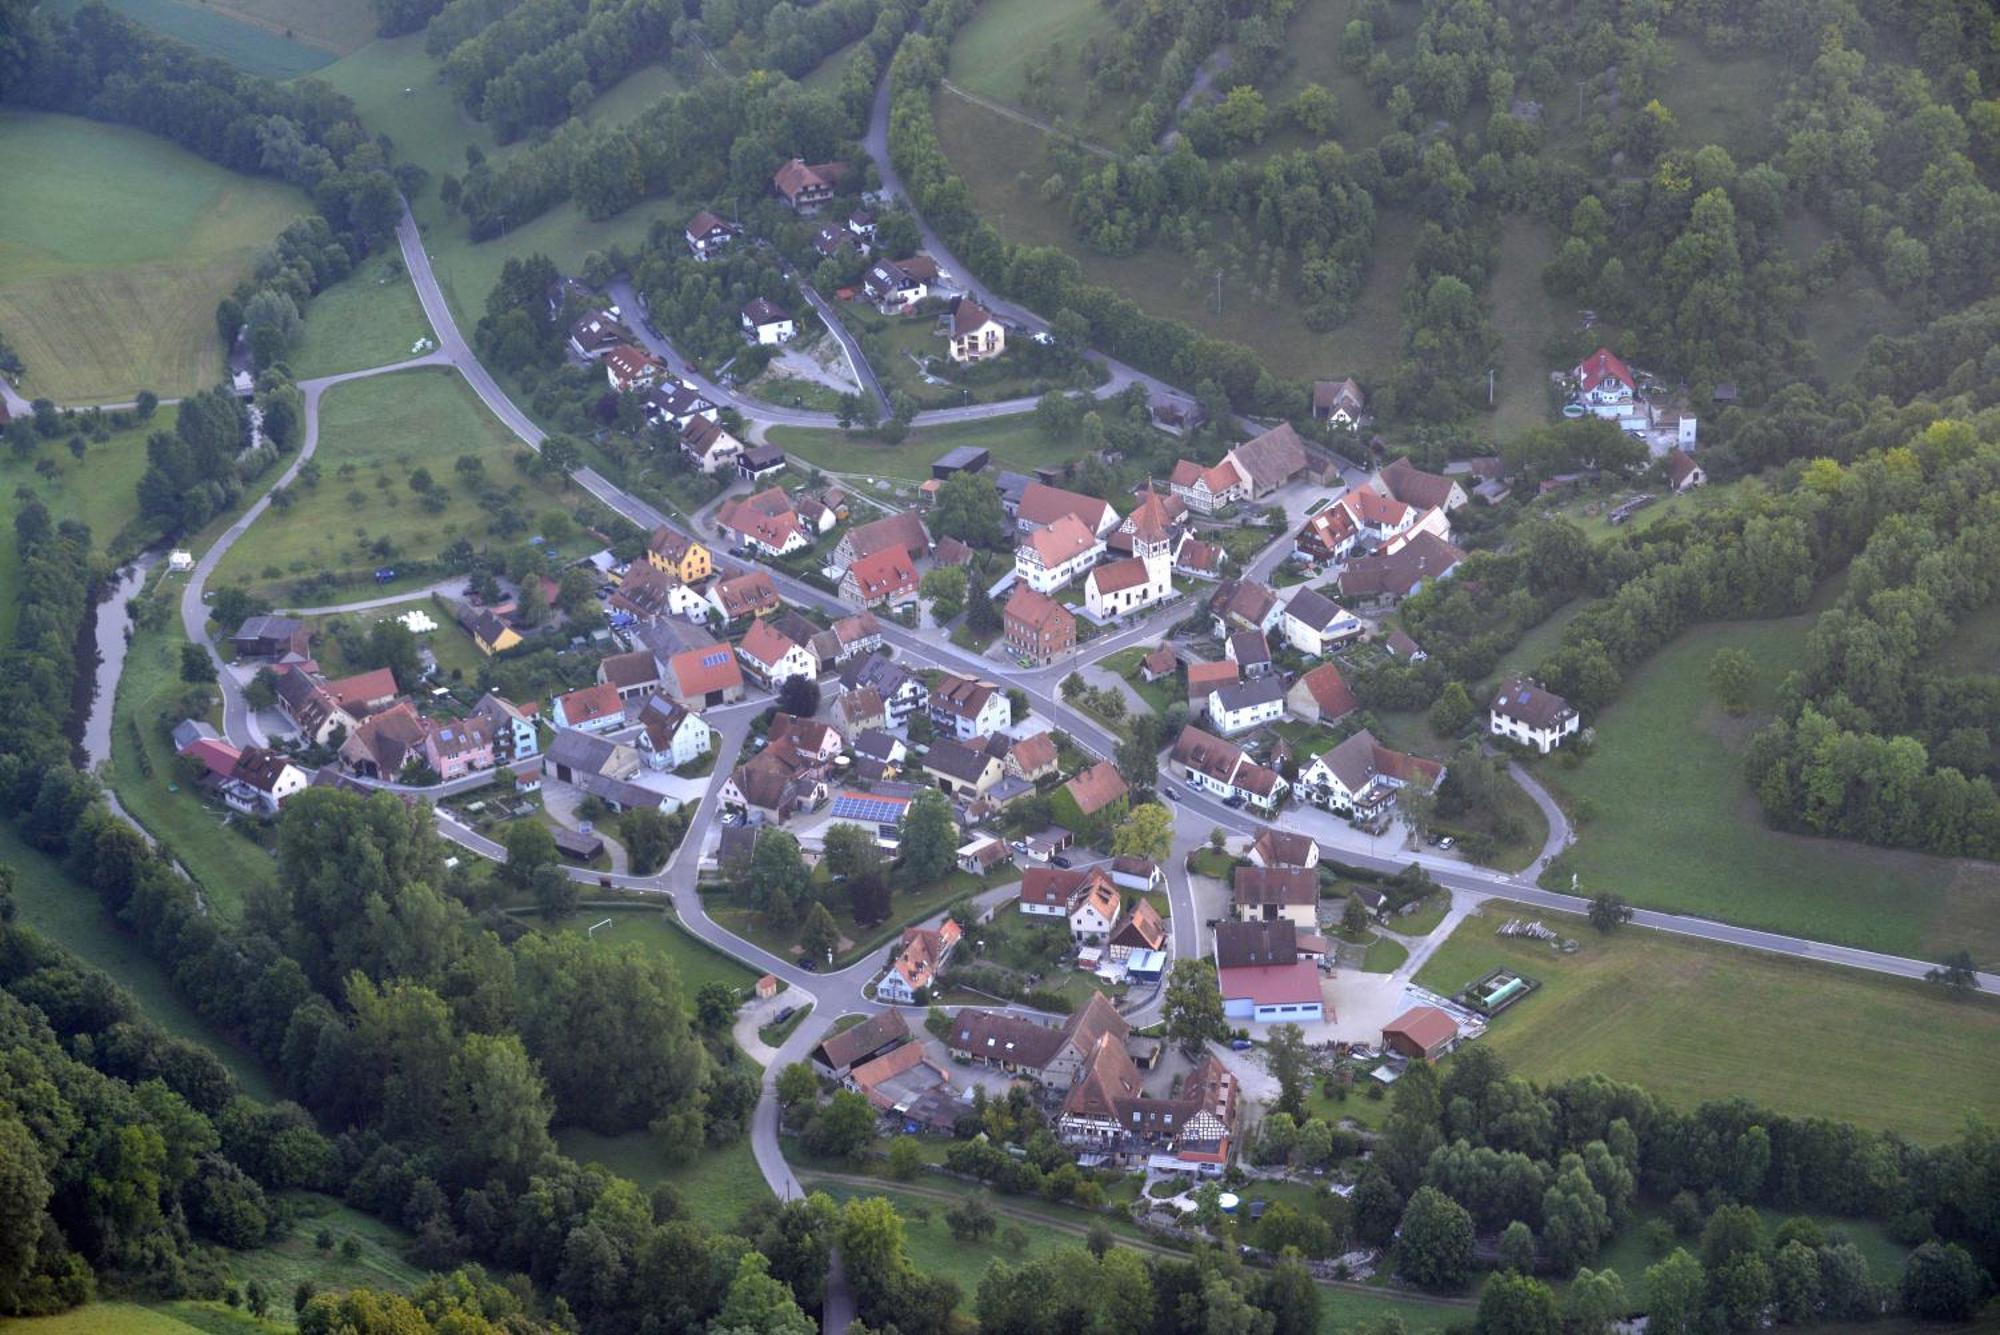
647, 526, 713, 583
465, 608, 522, 656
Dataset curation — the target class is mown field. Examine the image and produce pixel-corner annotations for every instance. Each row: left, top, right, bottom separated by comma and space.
289, 255, 433, 379
210, 367, 568, 605
45, 0, 360, 76
0, 112, 307, 403
1413, 901, 2000, 1142
770, 414, 1118, 481
532, 907, 761, 1007
945, 0, 1130, 144
1537, 603, 1989, 960
557, 1128, 772, 1231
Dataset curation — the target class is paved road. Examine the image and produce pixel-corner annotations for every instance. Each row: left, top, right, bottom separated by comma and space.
278, 577, 468, 617
180, 350, 449, 743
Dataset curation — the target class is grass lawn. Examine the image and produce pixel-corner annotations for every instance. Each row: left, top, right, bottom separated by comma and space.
1390, 893, 1450, 937
221, 1192, 424, 1310
1549, 475, 1750, 544
1263, 0, 1404, 151
290, 255, 434, 379
946, 0, 1129, 144
108, 612, 282, 924
529, 906, 759, 1006
0, 1302, 256, 1334
557, 1128, 772, 1232
0, 111, 308, 402
1661, 35, 1788, 162
302, 604, 489, 687
211, 368, 573, 604
797, 37, 865, 94
1485, 218, 1566, 441
1480, 598, 1594, 690
1412, 901, 2000, 1142
1359, 933, 1407, 973
760, 1001, 813, 1049
0, 821, 275, 1100
0, 405, 178, 643
1537, 604, 1987, 959
45, 0, 356, 75
770, 415, 1085, 481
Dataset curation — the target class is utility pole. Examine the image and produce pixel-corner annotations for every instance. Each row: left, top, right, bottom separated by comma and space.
1214, 270, 1223, 316
1488, 368, 1495, 405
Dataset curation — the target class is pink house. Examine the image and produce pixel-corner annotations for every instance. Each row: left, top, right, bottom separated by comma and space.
423, 716, 497, 781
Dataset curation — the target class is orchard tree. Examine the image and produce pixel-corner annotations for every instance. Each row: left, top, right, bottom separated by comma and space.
1110, 802, 1173, 864
800, 902, 840, 964
1708, 648, 1753, 713
898, 789, 958, 885
1398, 1187, 1475, 1290
1588, 893, 1633, 932
1163, 959, 1229, 1054
1474, 1271, 1559, 1335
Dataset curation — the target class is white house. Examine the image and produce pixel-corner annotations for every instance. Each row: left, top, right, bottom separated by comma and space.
1489, 677, 1580, 753
1667, 449, 1705, 492
1169, 457, 1248, 515
1297, 729, 1443, 820
222, 746, 309, 816
929, 673, 1010, 741
1279, 587, 1364, 658
637, 695, 714, 771
1573, 347, 1636, 416
742, 298, 796, 345
948, 299, 1006, 363
1206, 677, 1286, 736
1067, 878, 1121, 945
736, 619, 818, 689
1014, 515, 1103, 593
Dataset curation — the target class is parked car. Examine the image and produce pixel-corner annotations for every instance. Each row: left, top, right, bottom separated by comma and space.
1229, 1038, 1254, 1051
774, 1006, 795, 1023
1050, 855, 1072, 869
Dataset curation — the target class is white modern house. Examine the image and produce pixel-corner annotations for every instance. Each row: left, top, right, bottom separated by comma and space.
1489, 677, 1580, 753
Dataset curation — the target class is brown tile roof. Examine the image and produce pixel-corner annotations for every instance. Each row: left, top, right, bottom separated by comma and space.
932, 672, 999, 720
1004, 584, 1074, 633
1233, 865, 1319, 908
1016, 482, 1113, 533
1171, 457, 1244, 495
1252, 827, 1318, 867
1666, 448, 1700, 486
714, 570, 781, 620
1063, 760, 1129, 816
557, 682, 624, 727
667, 643, 745, 698
1022, 514, 1098, 566
816, 1008, 912, 1070
1491, 677, 1576, 731
1020, 865, 1100, 908
1087, 556, 1151, 595
323, 667, 399, 711
1313, 377, 1363, 413
1377, 456, 1459, 511
1109, 898, 1165, 951
1007, 731, 1058, 776
1228, 422, 1309, 490
1185, 660, 1239, 696
1214, 919, 1300, 968
951, 298, 997, 336
1384, 1005, 1459, 1052
598, 650, 661, 690
844, 511, 931, 562
845, 546, 919, 600
737, 617, 803, 669
949, 1009, 1067, 1068
648, 526, 701, 563
1338, 532, 1465, 598
1062, 1033, 1144, 1121
1294, 662, 1357, 719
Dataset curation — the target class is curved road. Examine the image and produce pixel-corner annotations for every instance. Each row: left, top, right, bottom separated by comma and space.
171, 176, 2000, 1328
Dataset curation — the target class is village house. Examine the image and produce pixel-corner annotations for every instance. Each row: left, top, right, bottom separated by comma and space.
736, 618, 816, 689
1337, 531, 1465, 604
957, 835, 1011, 876
1184, 659, 1239, 712
1169, 457, 1247, 515
737, 444, 787, 484
1019, 865, 1110, 918
1174, 532, 1226, 581
1111, 856, 1164, 893
1002, 731, 1058, 783
840, 545, 920, 609
1231, 866, 1320, 931
1002, 585, 1077, 664
832, 511, 931, 571
1106, 898, 1166, 964
646, 527, 713, 583
1169, 725, 1288, 813
716, 488, 810, 556
1572, 346, 1637, 415
1311, 377, 1365, 428
1068, 876, 1121, 944
680, 415, 746, 475
422, 716, 496, 781
929, 672, 1009, 741
546, 729, 642, 787
604, 344, 665, 393
922, 737, 1004, 799
769, 713, 844, 765
1206, 677, 1286, 737
947, 298, 1005, 362
321, 668, 399, 720
636, 694, 713, 771
596, 649, 662, 701
664, 644, 746, 708
340, 702, 428, 778
1228, 422, 1315, 498
772, 158, 846, 214
949, 993, 1129, 1088
1385, 627, 1427, 662
1490, 677, 1580, 753
612, 564, 703, 622
840, 653, 928, 724
709, 570, 783, 623
1140, 646, 1179, 683
1015, 514, 1103, 593
876, 919, 960, 1004
1295, 504, 1360, 565
840, 690, 889, 734
646, 381, 718, 431
1084, 495, 1172, 619
1286, 661, 1358, 725
741, 298, 796, 345
1666, 448, 1705, 491
1014, 482, 1117, 537
812, 222, 860, 260
1226, 629, 1274, 680
1209, 580, 1284, 639
1373, 456, 1469, 513
721, 743, 830, 823
863, 257, 933, 312
1060, 759, 1130, 826
1250, 827, 1319, 869
472, 693, 540, 763
271, 670, 355, 746
228, 614, 312, 661
810, 1009, 912, 1081
1279, 587, 1364, 657
552, 682, 625, 734
684, 209, 740, 259
223, 746, 310, 815
568, 311, 631, 359
1297, 729, 1445, 824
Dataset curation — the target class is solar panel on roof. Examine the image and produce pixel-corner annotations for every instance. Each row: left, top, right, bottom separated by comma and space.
702, 650, 729, 667
829, 793, 909, 824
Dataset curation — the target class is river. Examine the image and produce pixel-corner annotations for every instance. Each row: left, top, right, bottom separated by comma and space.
77, 549, 159, 772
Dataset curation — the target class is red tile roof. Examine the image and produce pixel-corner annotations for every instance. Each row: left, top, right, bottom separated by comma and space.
668, 644, 745, 698
1216, 960, 1323, 1007
557, 682, 623, 726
